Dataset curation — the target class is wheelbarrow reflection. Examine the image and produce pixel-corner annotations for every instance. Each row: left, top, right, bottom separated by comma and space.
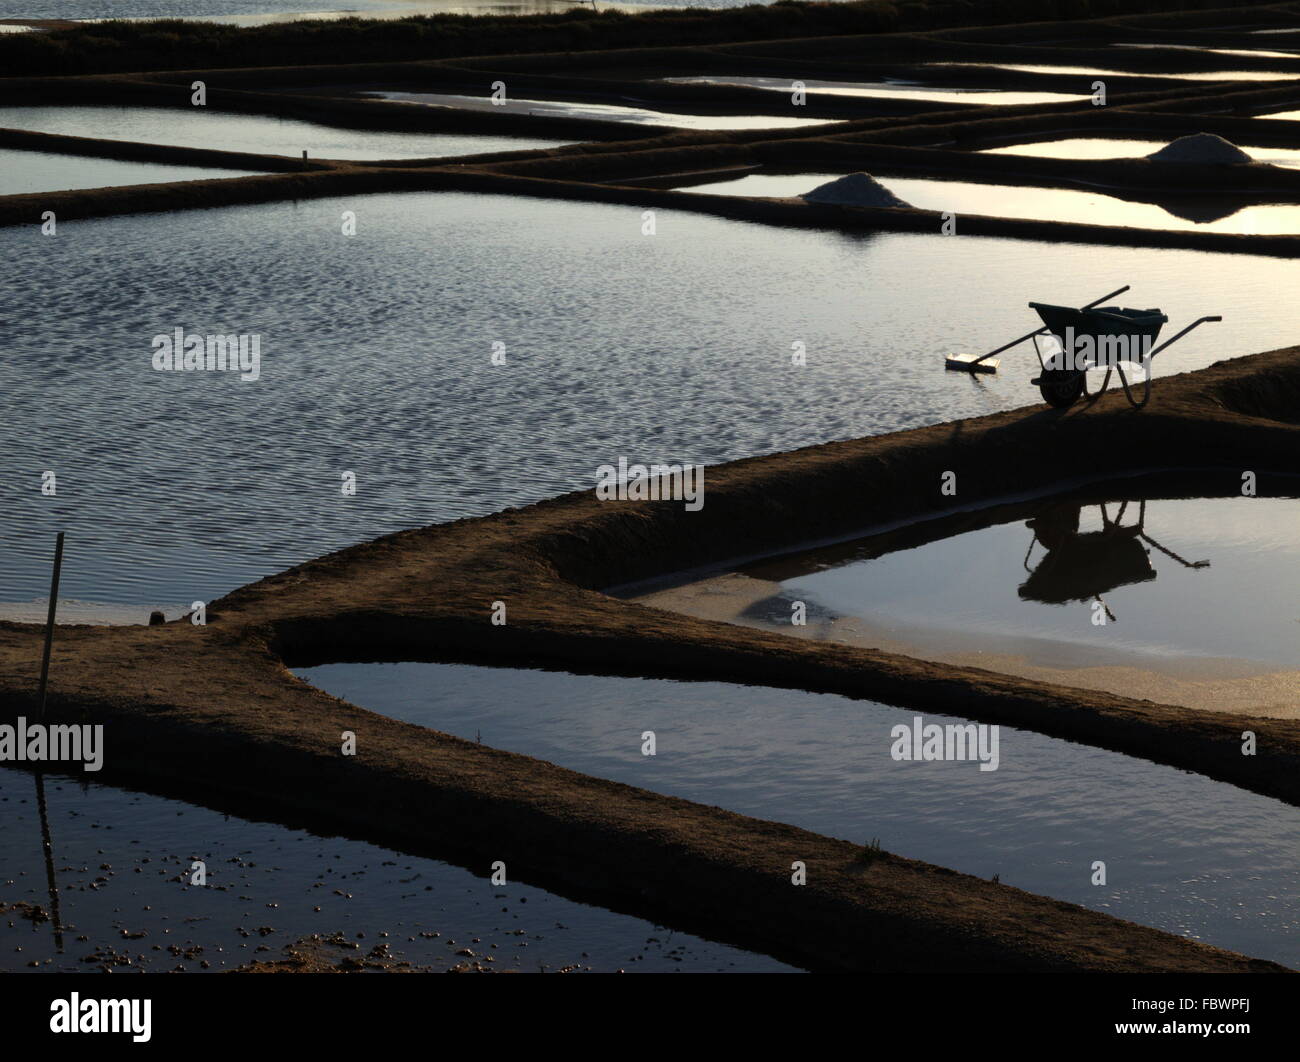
1020, 499, 1209, 622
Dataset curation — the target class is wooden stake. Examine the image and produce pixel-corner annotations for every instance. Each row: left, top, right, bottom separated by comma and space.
36, 531, 64, 721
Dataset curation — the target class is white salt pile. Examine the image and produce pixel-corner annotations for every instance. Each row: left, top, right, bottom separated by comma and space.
801, 172, 911, 207
1145, 133, 1254, 165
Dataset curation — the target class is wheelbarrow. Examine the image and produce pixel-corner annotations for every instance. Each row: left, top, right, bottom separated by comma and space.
946, 285, 1222, 409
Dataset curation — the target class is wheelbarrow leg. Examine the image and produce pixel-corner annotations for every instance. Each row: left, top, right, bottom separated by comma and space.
1081, 362, 1112, 402
1115, 359, 1151, 408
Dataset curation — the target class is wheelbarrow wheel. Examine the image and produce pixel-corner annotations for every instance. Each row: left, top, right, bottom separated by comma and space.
1038, 369, 1085, 409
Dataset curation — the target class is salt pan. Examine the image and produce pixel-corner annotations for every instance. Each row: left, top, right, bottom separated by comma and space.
801, 172, 912, 207
1145, 133, 1254, 165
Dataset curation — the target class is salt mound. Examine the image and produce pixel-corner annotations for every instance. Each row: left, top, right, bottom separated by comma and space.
1145, 133, 1254, 165
801, 172, 911, 208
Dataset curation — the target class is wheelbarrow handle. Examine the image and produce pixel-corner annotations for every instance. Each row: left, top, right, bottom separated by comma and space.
1080, 285, 1130, 311
972, 286, 1134, 365
1146, 315, 1222, 361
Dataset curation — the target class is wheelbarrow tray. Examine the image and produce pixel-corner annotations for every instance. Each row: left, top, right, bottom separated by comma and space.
1029, 303, 1168, 353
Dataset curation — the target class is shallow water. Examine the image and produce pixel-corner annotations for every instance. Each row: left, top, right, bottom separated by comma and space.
371, 90, 832, 130
882, 177, 1300, 234
0, 766, 792, 972
979, 135, 1300, 169
0, 146, 262, 194
1115, 43, 1300, 61
641, 495, 1300, 670
2, 191, 1295, 611
685, 171, 1300, 234
298, 661, 1300, 969
0, 105, 568, 160
946, 62, 1299, 82
663, 75, 1086, 107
